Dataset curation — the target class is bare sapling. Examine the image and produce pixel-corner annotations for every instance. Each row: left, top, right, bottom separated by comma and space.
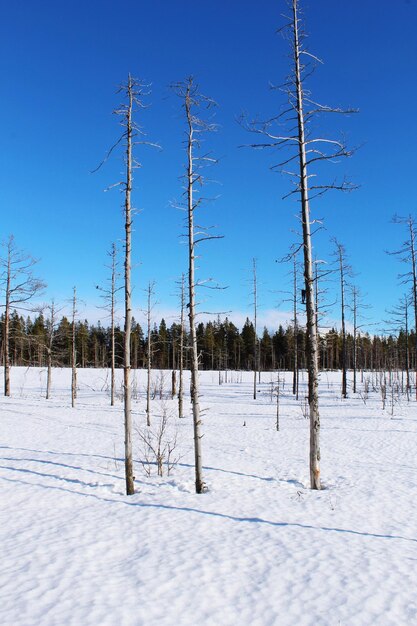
137, 404, 180, 477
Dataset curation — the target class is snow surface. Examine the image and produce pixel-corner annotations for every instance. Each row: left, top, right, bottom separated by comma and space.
1, 367, 416, 626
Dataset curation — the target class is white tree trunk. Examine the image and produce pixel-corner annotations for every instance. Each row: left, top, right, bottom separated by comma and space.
186, 84, 205, 494
123, 75, 135, 496
293, 0, 321, 489
71, 287, 77, 408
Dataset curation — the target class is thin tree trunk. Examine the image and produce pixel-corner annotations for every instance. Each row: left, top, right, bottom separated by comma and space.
146, 282, 152, 427
352, 287, 357, 394
408, 218, 417, 401
71, 287, 77, 408
124, 75, 134, 496
293, 255, 299, 399
336, 244, 348, 399
404, 296, 410, 396
46, 349, 52, 399
293, 0, 320, 489
253, 258, 258, 400
3, 248, 11, 396
178, 273, 185, 418
186, 82, 205, 494
110, 243, 116, 406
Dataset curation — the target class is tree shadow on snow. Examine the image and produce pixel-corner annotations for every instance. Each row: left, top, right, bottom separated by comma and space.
2, 474, 416, 545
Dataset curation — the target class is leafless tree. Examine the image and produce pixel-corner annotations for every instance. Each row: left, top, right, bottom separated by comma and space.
242, 0, 356, 489
331, 238, 352, 399
0, 235, 45, 396
94, 74, 157, 494
350, 285, 370, 394
385, 293, 412, 399
145, 281, 156, 426
71, 287, 77, 408
97, 243, 120, 406
119, 75, 135, 494
43, 300, 63, 399
178, 273, 186, 418
292, 255, 300, 398
389, 215, 417, 400
173, 76, 222, 493
252, 258, 259, 399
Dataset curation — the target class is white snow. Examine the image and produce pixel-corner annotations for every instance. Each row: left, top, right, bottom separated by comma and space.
1, 367, 416, 626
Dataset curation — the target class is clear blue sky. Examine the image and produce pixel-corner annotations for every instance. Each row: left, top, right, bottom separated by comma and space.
1, 0, 417, 331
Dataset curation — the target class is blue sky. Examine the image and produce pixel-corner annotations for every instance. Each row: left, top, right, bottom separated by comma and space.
1, 0, 417, 331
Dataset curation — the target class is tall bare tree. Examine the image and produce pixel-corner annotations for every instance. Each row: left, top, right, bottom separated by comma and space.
94, 75, 156, 494
385, 293, 412, 398
43, 300, 63, 400
332, 238, 352, 399
174, 76, 221, 494
389, 215, 417, 400
252, 258, 259, 400
243, 0, 356, 488
178, 273, 186, 418
71, 287, 77, 408
119, 75, 135, 495
292, 255, 299, 398
1, 235, 45, 396
145, 280, 156, 427
350, 285, 370, 394
97, 243, 120, 406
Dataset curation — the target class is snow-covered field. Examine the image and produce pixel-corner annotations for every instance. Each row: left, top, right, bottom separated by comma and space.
1, 367, 416, 626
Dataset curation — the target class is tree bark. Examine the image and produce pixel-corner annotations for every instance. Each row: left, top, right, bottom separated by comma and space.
3, 248, 11, 396
253, 258, 258, 400
408, 218, 417, 401
71, 287, 77, 408
146, 282, 152, 427
110, 243, 116, 407
178, 273, 185, 418
293, 0, 321, 489
185, 81, 205, 494
124, 75, 135, 496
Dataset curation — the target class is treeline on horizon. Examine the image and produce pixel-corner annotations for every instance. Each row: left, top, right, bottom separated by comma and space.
1, 310, 414, 373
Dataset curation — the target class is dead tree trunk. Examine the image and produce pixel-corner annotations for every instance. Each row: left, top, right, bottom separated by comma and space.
389, 215, 417, 400
45, 300, 59, 400
96, 243, 119, 406
292, 255, 299, 399
1, 235, 45, 396
292, 0, 321, 489
3, 250, 11, 397
243, 0, 356, 489
146, 281, 155, 427
333, 239, 349, 399
252, 258, 259, 399
174, 76, 221, 492
71, 287, 77, 408
178, 273, 185, 418
123, 75, 135, 495
110, 243, 117, 407
186, 85, 205, 494
352, 286, 358, 394
409, 219, 417, 400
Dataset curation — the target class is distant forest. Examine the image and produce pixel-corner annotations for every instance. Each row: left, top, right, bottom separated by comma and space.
1, 311, 414, 373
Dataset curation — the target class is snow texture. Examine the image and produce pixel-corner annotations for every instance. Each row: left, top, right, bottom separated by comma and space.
1, 367, 416, 626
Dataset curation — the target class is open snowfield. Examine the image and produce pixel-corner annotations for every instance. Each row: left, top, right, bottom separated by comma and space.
1, 366, 416, 626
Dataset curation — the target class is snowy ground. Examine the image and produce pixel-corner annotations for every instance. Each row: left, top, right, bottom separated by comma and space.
1, 366, 416, 626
